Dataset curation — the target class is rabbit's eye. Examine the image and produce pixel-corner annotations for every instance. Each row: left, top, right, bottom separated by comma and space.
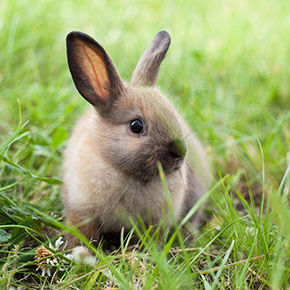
130, 119, 144, 134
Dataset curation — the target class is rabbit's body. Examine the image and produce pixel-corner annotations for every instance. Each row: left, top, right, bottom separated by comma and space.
63, 31, 211, 248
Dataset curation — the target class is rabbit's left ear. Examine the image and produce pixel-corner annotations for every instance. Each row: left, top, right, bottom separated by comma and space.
130, 31, 171, 87
66, 31, 124, 110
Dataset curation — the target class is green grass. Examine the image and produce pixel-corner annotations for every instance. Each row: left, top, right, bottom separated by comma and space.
1, 0, 290, 288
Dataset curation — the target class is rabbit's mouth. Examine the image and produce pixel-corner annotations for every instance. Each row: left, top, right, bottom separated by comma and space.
172, 157, 184, 171
160, 155, 184, 174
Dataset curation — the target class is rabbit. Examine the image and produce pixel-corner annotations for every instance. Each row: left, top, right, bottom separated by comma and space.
62, 30, 211, 249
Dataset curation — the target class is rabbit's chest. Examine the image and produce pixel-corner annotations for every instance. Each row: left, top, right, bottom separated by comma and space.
102, 173, 186, 230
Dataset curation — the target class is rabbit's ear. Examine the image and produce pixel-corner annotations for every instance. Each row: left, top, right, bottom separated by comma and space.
130, 31, 171, 87
66, 31, 124, 109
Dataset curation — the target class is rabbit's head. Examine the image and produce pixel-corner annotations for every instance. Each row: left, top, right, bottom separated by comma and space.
66, 31, 188, 182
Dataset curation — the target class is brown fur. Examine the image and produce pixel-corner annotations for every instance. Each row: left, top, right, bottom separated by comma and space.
63, 31, 211, 248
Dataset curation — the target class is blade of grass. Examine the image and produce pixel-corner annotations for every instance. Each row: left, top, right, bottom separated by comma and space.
210, 239, 235, 289
0, 153, 63, 185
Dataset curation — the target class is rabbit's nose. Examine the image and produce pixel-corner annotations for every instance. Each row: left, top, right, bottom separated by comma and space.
168, 138, 187, 160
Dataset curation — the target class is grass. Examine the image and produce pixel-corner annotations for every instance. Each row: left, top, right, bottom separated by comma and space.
1, 0, 290, 288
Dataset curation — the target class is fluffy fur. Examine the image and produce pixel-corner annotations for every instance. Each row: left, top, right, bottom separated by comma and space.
63, 30, 211, 248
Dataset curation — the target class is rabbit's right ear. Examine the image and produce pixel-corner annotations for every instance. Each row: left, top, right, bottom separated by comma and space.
130, 31, 171, 87
66, 31, 124, 110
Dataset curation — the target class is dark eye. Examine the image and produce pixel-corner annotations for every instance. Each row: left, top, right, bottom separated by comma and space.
129, 119, 144, 134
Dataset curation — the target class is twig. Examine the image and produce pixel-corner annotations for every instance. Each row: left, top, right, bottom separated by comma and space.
199, 253, 273, 275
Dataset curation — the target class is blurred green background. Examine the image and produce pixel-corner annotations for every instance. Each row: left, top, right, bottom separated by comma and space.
1, 1, 290, 288
1, 0, 290, 200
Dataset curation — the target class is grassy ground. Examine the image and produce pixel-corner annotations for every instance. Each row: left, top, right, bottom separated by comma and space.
1, 0, 290, 289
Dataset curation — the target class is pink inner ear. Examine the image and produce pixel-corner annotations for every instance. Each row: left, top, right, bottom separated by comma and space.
79, 42, 109, 100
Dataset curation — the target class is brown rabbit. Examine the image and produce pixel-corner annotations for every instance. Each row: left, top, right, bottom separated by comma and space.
63, 30, 211, 248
